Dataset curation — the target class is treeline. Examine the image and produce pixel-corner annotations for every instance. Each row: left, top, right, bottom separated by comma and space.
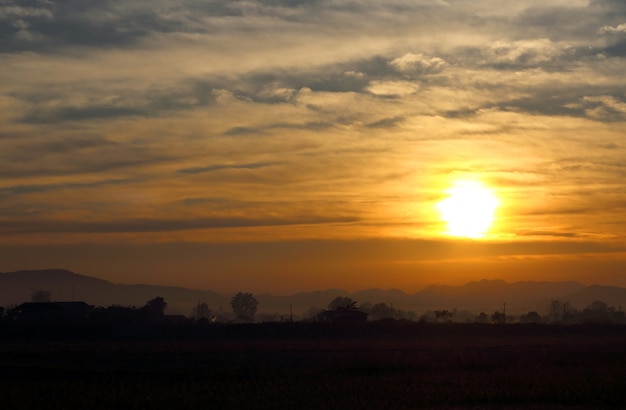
2, 291, 625, 327
417, 299, 625, 325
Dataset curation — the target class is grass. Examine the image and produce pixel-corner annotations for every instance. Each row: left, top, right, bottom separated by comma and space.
1, 322, 626, 409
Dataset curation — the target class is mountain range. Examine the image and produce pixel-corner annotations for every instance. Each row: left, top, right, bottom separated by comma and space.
2, 269, 626, 317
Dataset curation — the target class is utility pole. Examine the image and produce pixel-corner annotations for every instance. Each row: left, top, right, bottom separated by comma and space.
503, 302, 506, 324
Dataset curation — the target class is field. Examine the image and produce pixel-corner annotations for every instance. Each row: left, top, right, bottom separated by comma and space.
1, 322, 626, 409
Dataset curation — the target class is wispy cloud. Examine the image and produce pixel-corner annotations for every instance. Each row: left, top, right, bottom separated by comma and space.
1, 0, 625, 288
176, 162, 278, 175
0, 215, 358, 235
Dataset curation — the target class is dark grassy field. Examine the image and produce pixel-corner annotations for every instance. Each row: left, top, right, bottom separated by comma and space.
1, 322, 626, 409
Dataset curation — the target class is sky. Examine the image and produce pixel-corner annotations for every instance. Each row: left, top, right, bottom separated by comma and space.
1, 0, 626, 294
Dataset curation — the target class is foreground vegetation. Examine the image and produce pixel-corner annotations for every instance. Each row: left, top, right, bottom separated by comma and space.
1, 322, 626, 409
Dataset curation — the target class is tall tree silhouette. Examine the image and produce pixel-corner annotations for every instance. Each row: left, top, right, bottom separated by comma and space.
231, 292, 258, 322
193, 302, 212, 320
143, 297, 167, 320
328, 296, 355, 310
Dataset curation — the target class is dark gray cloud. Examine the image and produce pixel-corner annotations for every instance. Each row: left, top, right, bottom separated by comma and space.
603, 40, 626, 56
1, 0, 622, 59
223, 119, 337, 137
4, 134, 115, 156
20, 105, 147, 124
0, 142, 171, 178
223, 126, 262, 136
512, 230, 584, 239
0, 215, 358, 234
176, 161, 278, 175
439, 79, 626, 121
12, 79, 220, 124
366, 116, 406, 129
515, 7, 604, 41
0, 0, 244, 53
591, 0, 626, 14
8, 13, 621, 128
0, 177, 140, 200
180, 197, 233, 206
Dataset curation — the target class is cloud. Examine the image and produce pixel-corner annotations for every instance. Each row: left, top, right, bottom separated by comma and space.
0, 215, 359, 235
176, 162, 278, 175
21, 105, 146, 124
366, 80, 420, 97
0, 0, 241, 52
580, 95, 626, 120
0, 177, 138, 198
1, 0, 626, 252
389, 53, 447, 74
484, 39, 574, 68
599, 23, 626, 34
366, 116, 406, 129
598, 22, 626, 55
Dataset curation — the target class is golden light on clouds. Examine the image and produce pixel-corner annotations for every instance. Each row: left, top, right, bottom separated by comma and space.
437, 180, 499, 239
1, 1, 626, 291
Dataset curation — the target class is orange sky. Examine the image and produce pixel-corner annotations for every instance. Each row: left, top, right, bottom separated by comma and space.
1, 1, 626, 293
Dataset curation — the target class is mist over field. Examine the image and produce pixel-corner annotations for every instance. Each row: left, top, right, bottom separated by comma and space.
2, 269, 625, 321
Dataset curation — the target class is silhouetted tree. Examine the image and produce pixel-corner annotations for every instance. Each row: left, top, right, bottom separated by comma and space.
231, 292, 258, 322
548, 299, 563, 322
519, 311, 542, 324
475, 312, 489, 323
588, 300, 608, 313
434, 310, 453, 322
328, 296, 355, 310
370, 303, 394, 321
31, 290, 51, 303
320, 300, 367, 323
580, 300, 623, 324
547, 300, 576, 323
192, 302, 212, 320
143, 297, 167, 320
491, 311, 505, 324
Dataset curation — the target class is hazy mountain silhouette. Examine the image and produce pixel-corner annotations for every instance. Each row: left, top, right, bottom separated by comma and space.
0, 269, 113, 303
0, 269, 229, 315
257, 289, 351, 314
353, 288, 413, 306
1, 269, 623, 317
413, 279, 586, 314
564, 285, 626, 309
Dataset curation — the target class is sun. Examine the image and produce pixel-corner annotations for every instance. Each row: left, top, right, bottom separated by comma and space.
436, 180, 499, 238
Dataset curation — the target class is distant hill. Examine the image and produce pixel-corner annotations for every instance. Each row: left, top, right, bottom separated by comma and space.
256, 289, 351, 316
0, 269, 229, 315
2, 269, 624, 317
353, 288, 414, 306
0, 269, 114, 303
412, 279, 586, 314
564, 285, 626, 310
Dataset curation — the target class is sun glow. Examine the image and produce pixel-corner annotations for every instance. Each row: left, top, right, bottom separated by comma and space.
437, 180, 499, 238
